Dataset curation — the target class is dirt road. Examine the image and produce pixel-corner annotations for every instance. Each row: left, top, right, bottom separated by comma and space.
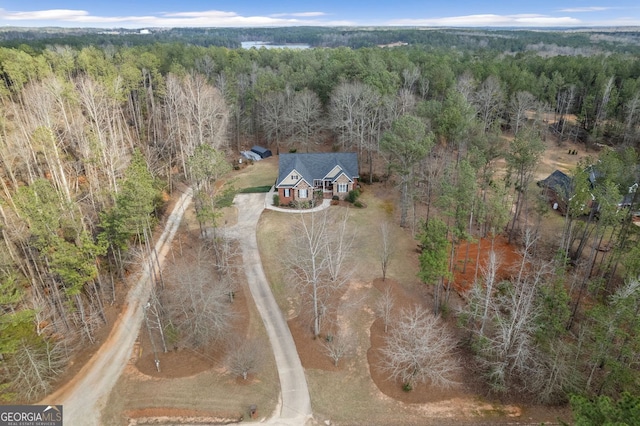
229, 193, 313, 426
40, 187, 193, 426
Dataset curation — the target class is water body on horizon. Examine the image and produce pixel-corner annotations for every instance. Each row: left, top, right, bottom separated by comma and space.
241, 41, 310, 49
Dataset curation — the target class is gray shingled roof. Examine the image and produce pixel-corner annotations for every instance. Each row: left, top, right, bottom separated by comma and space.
276, 153, 359, 188
537, 170, 572, 200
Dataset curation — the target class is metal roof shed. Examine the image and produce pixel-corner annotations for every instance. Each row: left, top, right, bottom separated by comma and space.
251, 145, 272, 159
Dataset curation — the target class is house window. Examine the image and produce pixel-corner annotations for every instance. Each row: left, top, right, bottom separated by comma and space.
284, 189, 290, 197
338, 183, 348, 193
299, 189, 308, 199
291, 174, 298, 181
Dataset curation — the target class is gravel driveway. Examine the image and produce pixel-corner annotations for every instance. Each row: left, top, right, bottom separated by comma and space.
40, 187, 193, 426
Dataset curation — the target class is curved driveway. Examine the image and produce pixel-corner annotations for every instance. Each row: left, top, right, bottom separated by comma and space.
229, 193, 313, 425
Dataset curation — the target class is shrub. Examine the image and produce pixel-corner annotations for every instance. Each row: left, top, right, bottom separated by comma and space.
403, 383, 413, 392
332, 195, 339, 201
289, 148, 297, 153
272, 194, 280, 207
347, 189, 361, 203
354, 201, 363, 208
214, 187, 237, 208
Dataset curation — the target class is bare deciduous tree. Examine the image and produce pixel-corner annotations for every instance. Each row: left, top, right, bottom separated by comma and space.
508, 91, 537, 136
375, 286, 395, 333
460, 249, 501, 336
288, 89, 323, 153
226, 337, 264, 380
161, 245, 234, 348
379, 221, 394, 281
380, 305, 459, 389
623, 92, 640, 145
258, 91, 289, 154
322, 327, 355, 367
325, 208, 354, 287
462, 231, 551, 394
473, 75, 505, 133
9, 339, 67, 402
163, 72, 229, 179
402, 66, 421, 94
286, 210, 353, 337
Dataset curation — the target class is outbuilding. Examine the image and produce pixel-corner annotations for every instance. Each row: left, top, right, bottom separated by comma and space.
537, 169, 572, 214
251, 145, 272, 159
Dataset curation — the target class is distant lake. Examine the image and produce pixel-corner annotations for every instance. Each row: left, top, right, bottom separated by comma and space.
241, 41, 310, 50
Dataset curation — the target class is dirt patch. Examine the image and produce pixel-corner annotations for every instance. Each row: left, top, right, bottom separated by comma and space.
288, 318, 341, 372
125, 408, 242, 425
450, 235, 523, 294
134, 347, 217, 378
366, 278, 469, 404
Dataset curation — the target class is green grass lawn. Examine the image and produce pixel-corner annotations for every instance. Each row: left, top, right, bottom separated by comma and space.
227, 157, 278, 191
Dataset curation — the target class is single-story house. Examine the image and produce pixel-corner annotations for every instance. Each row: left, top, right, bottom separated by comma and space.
275, 152, 359, 204
537, 170, 572, 214
251, 145, 272, 159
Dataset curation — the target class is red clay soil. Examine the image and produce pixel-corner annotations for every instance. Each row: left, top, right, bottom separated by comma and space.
450, 235, 523, 294
367, 278, 469, 404
124, 407, 242, 424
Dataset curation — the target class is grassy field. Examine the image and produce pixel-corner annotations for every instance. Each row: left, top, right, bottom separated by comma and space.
226, 157, 279, 191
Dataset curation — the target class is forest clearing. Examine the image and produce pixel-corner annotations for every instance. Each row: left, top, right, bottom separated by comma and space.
1, 27, 639, 425
103, 133, 580, 425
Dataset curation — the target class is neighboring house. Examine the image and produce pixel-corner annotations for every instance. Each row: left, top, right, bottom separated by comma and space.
538, 168, 640, 216
537, 170, 572, 214
275, 153, 359, 204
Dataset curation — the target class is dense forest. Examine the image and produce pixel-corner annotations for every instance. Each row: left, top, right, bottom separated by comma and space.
0, 27, 639, 415
3, 26, 640, 53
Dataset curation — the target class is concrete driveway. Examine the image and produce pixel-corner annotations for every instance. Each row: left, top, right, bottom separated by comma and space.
229, 193, 313, 425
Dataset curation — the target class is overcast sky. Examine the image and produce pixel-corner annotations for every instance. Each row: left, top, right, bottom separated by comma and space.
1, 1, 639, 28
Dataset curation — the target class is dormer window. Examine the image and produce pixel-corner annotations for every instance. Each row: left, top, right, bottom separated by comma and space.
291, 174, 298, 180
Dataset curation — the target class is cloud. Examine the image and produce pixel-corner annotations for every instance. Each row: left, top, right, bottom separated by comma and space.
388, 13, 582, 27
557, 7, 610, 13
0, 9, 91, 21
0, 8, 350, 27
270, 12, 327, 18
